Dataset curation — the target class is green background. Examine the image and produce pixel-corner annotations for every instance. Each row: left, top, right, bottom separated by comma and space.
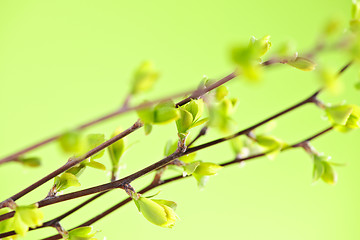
0, 0, 359, 239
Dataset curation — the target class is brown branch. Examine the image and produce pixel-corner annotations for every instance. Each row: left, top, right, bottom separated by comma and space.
38, 126, 334, 240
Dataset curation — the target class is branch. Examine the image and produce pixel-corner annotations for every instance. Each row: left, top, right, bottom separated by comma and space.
37, 126, 334, 240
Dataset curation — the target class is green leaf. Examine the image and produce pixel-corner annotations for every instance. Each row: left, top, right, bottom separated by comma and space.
179, 152, 197, 163
108, 127, 126, 167
325, 105, 354, 126
14, 204, 44, 236
84, 160, 106, 171
287, 57, 317, 71
152, 199, 177, 211
144, 123, 153, 135
183, 161, 201, 176
319, 68, 341, 94
230, 137, 243, 154
176, 108, 194, 134
321, 161, 338, 185
67, 226, 98, 240
352, 0, 360, 19
137, 106, 155, 124
183, 99, 204, 122
215, 86, 229, 101
256, 135, 284, 160
153, 103, 180, 124
193, 174, 210, 190
18, 157, 41, 167
58, 131, 83, 155
66, 164, 86, 177
194, 162, 223, 176
55, 172, 81, 192
85, 134, 105, 160
313, 155, 325, 182
131, 61, 159, 95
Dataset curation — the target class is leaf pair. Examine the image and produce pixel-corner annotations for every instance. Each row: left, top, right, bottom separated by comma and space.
208, 98, 238, 133
312, 155, 340, 185
176, 99, 207, 134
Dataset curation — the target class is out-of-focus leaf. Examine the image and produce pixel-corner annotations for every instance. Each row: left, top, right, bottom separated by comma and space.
287, 57, 316, 71
131, 61, 159, 95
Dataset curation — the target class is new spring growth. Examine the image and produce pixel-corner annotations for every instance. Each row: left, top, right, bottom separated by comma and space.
183, 161, 223, 189
351, 0, 360, 31
108, 127, 126, 180
176, 99, 206, 135
132, 193, 178, 228
131, 61, 159, 95
65, 226, 98, 240
231, 35, 272, 80
312, 154, 340, 185
137, 101, 180, 135
325, 104, 360, 132
13, 204, 44, 236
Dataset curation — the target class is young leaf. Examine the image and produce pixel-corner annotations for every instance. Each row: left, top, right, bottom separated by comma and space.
154, 103, 180, 124
108, 127, 126, 168
193, 162, 223, 176
321, 161, 338, 185
313, 155, 325, 182
215, 86, 229, 101
66, 226, 98, 240
18, 156, 41, 167
84, 160, 106, 171
176, 108, 194, 134
54, 172, 81, 192
137, 106, 155, 124
58, 131, 83, 155
131, 61, 159, 95
183, 161, 201, 176
325, 105, 354, 126
14, 204, 44, 236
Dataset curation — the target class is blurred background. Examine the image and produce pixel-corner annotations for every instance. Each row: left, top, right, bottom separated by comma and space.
0, 0, 359, 239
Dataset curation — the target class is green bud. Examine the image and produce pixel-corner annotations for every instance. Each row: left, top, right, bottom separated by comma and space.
134, 197, 178, 228
256, 135, 284, 160
58, 131, 83, 155
319, 68, 342, 94
54, 172, 81, 192
14, 204, 44, 236
66, 226, 98, 240
352, 0, 360, 19
19, 157, 41, 167
108, 127, 126, 168
323, 18, 341, 36
312, 155, 326, 182
249, 35, 272, 58
215, 86, 229, 101
144, 123, 153, 135
276, 41, 296, 58
311, 154, 339, 185
131, 61, 159, 95
287, 57, 317, 71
